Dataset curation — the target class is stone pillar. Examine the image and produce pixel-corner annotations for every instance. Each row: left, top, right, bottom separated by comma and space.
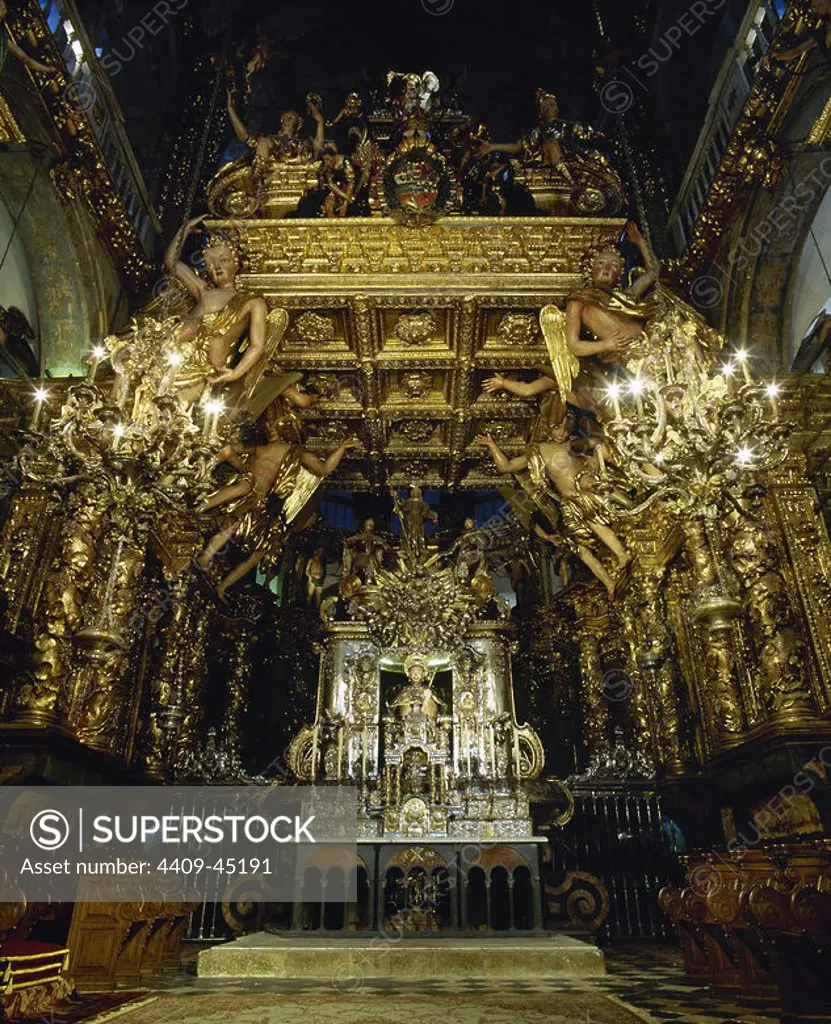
0, 482, 56, 635
9, 482, 107, 730
767, 474, 831, 715
623, 570, 686, 776
62, 519, 149, 755
139, 574, 190, 778
684, 520, 746, 745
577, 622, 609, 761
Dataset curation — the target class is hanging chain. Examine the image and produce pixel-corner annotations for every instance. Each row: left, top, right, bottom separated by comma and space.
182, 51, 227, 224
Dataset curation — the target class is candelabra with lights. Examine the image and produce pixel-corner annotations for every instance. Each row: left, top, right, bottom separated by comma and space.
604, 347, 790, 514
602, 345, 793, 740
6, 342, 222, 754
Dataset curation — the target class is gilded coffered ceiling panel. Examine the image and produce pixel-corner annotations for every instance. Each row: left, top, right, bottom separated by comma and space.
283, 310, 350, 353
380, 309, 449, 355
386, 419, 448, 450
216, 216, 626, 490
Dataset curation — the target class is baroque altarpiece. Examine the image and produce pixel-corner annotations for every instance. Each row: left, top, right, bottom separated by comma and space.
1, 52, 831, 971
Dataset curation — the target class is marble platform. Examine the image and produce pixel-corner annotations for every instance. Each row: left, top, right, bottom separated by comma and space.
197, 933, 606, 981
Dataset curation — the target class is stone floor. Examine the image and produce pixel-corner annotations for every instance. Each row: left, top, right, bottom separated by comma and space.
132, 940, 783, 1024
589, 943, 780, 1024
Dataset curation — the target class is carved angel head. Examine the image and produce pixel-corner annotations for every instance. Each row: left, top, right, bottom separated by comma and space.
203, 239, 240, 287
589, 247, 624, 287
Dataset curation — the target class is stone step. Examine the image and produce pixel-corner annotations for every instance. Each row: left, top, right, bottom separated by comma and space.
197, 933, 605, 981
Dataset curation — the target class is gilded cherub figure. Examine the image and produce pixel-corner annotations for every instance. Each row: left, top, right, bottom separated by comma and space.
1, 0, 55, 76
226, 89, 315, 188
484, 222, 720, 420
392, 484, 437, 565
196, 395, 361, 597
162, 216, 288, 407
343, 517, 390, 584
482, 224, 654, 418
475, 418, 632, 599
305, 546, 328, 609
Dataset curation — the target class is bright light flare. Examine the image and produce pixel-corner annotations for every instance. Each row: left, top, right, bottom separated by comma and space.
735, 445, 754, 467
203, 398, 225, 416
91, 345, 107, 359
33, 387, 49, 403
765, 383, 780, 398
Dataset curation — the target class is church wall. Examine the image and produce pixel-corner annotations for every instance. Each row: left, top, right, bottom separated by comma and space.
0, 147, 126, 376
789, 184, 831, 354
0, 192, 39, 343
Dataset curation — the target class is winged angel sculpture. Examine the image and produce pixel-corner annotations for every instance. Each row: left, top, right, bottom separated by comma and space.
100, 215, 290, 422
480, 222, 727, 597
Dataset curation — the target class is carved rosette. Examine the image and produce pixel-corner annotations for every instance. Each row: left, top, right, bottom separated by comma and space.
394, 311, 438, 347
308, 419, 350, 442
400, 371, 433, 400
289, 312, 337, 345
496, 311, 541, 348
394, 420, 437, 444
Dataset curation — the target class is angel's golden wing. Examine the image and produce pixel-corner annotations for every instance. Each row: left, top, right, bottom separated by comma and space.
282, 466, 324, 526
540, 304, 579, 402
243, 307, 290, 402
